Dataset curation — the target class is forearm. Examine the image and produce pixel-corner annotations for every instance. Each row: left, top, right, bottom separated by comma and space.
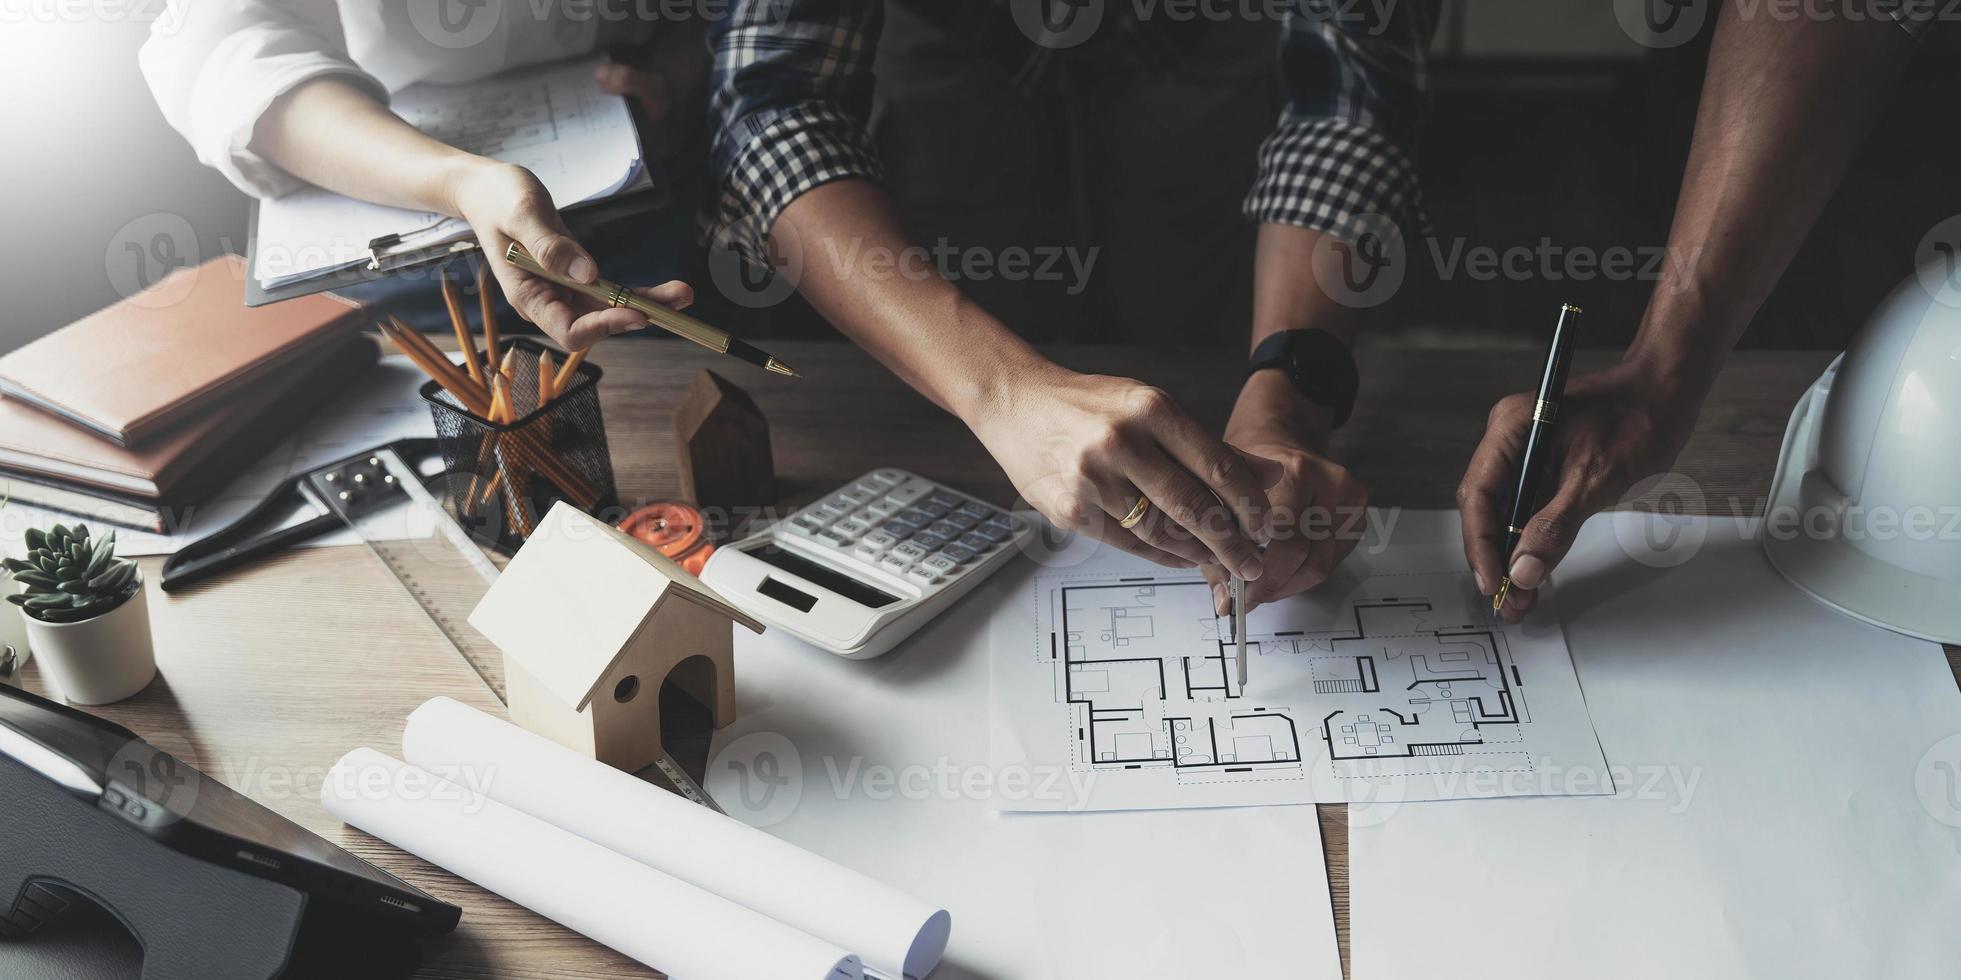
1632, 2, 1912, 394
1234, 223, 1360, 451
771, 180, 1056, 420
250, 77, 478, 216
1250, 223, 1364, 351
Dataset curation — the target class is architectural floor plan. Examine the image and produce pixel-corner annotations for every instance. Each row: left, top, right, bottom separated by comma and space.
989, 546, 1612, 810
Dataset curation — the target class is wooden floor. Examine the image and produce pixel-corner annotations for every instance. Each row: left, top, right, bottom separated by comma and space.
12, 338, 1951, 979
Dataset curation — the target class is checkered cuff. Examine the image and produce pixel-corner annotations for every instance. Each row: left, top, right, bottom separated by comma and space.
1873, 0, 1937, 37
712, 102, 886, 267
1243, 116, 1424, 241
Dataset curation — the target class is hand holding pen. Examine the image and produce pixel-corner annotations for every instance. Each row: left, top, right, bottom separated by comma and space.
1457, 303, 1699, 622
447, 161, 697, 351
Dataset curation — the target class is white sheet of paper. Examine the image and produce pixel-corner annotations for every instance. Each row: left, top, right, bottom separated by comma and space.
401, 697, 952, 980
1, 356, 436, 557
322, 749, 863, 980
1350, 513, 1961, 980
254, 56, 643, 288
705, 559, 1343, 979
988, 539, 1611, 810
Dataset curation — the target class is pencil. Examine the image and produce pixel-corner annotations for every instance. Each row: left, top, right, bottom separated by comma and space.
385, 317, 483, 403
505, 344, 529, 413
440, 274, 484, 386
381, 318, 489, 416
476, 261, 501, 369
553, 347, 589, 396
538, 349, 556, 406
487, 375, 537, 537
487, 363, 598, 507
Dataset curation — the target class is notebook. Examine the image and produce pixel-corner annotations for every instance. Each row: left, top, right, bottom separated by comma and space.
0, 255, 365, 447
0, 335, 379, 532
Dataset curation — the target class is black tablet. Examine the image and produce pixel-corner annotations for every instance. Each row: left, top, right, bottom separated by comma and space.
0, 684, 459, 934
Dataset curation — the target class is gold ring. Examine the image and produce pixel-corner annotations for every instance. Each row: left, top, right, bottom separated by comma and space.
1119, 497, 1151, 529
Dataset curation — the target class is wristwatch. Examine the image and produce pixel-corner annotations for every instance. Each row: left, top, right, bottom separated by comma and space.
1247, 329, 1360, 428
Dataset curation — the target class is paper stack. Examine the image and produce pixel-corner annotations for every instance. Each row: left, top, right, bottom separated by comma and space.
323, 697, 951, 980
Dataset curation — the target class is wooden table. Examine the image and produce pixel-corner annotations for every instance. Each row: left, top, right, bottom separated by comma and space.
15, 339, 1947, 979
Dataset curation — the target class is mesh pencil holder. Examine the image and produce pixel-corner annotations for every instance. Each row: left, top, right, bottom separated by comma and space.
419, 337, 618, 552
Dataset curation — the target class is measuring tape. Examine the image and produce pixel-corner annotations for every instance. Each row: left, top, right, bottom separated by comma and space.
308, 446, 720, 811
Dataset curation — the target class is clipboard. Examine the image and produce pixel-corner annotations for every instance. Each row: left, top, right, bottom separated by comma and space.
243, 48, 671, 308
242, 178, 669, 308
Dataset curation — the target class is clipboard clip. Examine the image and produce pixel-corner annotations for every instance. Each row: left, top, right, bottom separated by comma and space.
366, 225, 479, 275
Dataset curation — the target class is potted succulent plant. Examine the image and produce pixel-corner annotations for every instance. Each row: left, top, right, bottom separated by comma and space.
2, 523, 155, 704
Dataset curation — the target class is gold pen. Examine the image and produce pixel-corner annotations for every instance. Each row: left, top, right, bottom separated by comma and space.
503, 242, 799, 378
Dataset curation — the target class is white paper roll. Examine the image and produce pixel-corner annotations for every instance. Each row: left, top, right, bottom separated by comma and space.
321, 748, 862, 980
403, 697, 952, 980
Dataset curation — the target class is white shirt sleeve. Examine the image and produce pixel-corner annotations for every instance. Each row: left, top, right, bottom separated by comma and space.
139, 1, 391, 200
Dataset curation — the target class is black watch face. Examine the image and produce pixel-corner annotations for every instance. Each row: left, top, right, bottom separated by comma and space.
1290, 345, 1326, 394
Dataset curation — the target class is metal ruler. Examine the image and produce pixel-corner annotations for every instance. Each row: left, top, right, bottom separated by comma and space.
308, 445, 719, 811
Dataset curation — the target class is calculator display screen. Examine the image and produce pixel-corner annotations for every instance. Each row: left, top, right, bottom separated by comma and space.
744, 543, 902, 609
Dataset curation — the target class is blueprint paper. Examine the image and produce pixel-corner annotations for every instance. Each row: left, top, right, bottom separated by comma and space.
322, 749, 863, 980
1350, 514, 1961, 980
989, 541, 1612, 811
705, 559, 1343, 979
402, 697, 951, 980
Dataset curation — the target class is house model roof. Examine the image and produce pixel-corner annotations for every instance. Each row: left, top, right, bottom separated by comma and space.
468, 501, 763, 711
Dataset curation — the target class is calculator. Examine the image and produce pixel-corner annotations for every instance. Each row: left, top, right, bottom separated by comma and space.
700, 469, 1031, 660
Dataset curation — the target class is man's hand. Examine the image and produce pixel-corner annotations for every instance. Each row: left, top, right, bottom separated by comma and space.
1457, 361, 1699, 622
964, 362, 1276, 579
1202, 370, 1368, 614
446, 160, 694, 351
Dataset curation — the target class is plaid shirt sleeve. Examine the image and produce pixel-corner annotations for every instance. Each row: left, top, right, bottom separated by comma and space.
708, 0, 886, 265
1245, 0, 1439, 240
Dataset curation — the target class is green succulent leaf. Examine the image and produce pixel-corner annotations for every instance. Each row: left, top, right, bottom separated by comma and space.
85, 536, 113, 576
10, 523, 128, 607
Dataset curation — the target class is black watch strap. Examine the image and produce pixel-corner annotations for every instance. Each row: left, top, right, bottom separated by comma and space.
1247, 329, 1359, 427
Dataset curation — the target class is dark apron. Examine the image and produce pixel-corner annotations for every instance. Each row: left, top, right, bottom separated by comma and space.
869, 1, 1281, 344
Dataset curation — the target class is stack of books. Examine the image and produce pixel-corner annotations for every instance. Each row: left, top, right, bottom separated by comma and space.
0, 255, 375, 532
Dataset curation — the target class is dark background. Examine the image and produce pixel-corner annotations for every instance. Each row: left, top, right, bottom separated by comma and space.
2, 2, 1956, 357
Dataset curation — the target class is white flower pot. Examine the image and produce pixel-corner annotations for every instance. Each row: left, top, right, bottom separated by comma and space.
24, 575, 156, 705
0, 599, 28, 687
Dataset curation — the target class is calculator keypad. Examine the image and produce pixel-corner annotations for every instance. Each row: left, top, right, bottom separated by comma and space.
778, 472, 1024, 587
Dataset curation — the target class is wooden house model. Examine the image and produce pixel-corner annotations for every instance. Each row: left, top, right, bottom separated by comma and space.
468, 501, 763, 774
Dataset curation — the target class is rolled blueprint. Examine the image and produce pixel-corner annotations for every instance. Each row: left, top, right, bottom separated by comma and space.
403, 696, 952, 980
321, 748, 862, 980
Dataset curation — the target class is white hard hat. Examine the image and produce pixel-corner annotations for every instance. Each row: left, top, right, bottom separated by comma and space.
1763, 266, 1961, 644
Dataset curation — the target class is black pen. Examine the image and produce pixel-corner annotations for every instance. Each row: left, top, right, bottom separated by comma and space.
1493, 303, 1581, 612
